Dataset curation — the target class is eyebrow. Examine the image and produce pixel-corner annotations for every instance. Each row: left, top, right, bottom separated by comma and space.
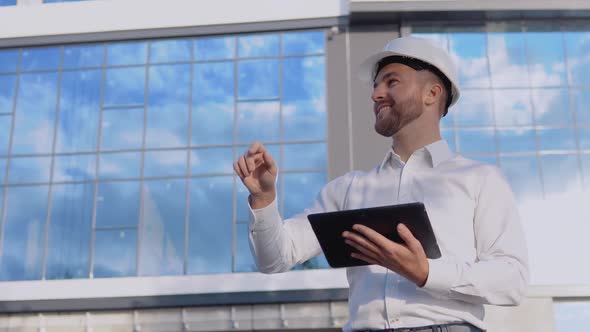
374, 71, 401, 84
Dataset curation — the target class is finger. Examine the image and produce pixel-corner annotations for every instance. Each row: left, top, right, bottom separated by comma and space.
351, 252, 379, 265
345, 239, 380, 263
397, 224, 423, 253
251, 152, 265, 168
238, 156, 250, 177
233, 161, 244, 179
244, 151, 258, 172
343, 231, 381, 257
248, 141, 266, 155
262, 150, 277, 174
352, 224, 400, 252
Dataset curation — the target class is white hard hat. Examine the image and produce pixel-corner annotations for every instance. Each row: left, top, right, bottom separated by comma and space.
358, 36, 461, 107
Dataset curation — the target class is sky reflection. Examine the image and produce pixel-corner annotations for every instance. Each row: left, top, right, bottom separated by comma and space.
0, 30, 328, 280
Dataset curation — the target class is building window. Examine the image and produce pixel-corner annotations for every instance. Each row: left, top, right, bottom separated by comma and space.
554, 301, 590, 331
412, 20, 590, 285
0, 30, 328, 281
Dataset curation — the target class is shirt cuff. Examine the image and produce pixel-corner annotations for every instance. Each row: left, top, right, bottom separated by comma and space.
421, 258, 457, 296
248, 197, 281, 231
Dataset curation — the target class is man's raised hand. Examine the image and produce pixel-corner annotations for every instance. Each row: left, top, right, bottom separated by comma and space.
233, 141, 278, 209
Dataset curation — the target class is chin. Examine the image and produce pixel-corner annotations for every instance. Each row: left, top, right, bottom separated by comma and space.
374, 123, 398, 137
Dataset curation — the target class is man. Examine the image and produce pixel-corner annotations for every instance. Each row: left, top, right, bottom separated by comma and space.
233, 36, 528, 332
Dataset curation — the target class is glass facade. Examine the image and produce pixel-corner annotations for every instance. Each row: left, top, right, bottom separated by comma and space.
0, 0, 16, 6
0, 30, 328, 280
554, 301, 590, 332
413, 21, 590, 286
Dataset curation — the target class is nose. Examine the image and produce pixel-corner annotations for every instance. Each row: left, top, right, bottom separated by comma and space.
371, 82, 386, 103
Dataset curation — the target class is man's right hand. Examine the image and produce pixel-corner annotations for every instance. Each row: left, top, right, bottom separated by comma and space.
233, 141, 278, 209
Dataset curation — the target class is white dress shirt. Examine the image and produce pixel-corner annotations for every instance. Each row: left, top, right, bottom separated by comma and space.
248, 140, 529, 331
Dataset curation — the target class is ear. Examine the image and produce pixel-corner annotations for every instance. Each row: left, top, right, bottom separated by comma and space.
423, 82, 443, 107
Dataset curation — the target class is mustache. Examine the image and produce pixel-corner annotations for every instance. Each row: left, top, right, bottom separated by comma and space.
374, 102, 394, 113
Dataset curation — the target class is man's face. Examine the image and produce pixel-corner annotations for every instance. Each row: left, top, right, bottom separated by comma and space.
371, 63, 423, 137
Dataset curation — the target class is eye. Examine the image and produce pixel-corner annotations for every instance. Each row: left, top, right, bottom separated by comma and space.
387, 79, 398, 87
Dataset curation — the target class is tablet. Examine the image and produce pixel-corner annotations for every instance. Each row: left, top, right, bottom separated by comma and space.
307, 202, 441, 268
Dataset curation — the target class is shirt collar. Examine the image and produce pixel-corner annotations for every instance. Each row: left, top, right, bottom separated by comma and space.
378, 139, 453, 171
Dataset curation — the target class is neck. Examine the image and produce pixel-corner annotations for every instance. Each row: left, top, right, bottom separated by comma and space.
391, 114, 441, 163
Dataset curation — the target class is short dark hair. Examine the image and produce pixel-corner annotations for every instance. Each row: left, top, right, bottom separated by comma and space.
375, 55, 453, 116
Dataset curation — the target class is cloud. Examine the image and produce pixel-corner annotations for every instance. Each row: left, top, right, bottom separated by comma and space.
281, 56, 326, 138
194, 36, 234, 60
0, 95, 11, 114
145, 100, 189, 149
104, 67, 145, 106
63, 44, 104, 68
139, 180, 185, 276
146, 105, 188, 138
238, 34, 279, 57
145, 150, 187, 168
283, 142, 326, 170
0, 75, 15, 114
52, 154, 95, 182
106, 41, 147, 66
12, 73, 58, 154
190, 147, 234, 175
55, 70, 102, 153
93, 229, 137, 277
238, 59, 279, 99
9, 156, 51, 183
148, 64, 190, 101
451, 90, 494, 126
145, 126, 187, 148
150, 39, 191, 63
191, 103, 234, 145
0, 186, 48, 280
283, 56, 325, 102
99, 157, 124, 175
282, 30, 325, 55
493, 89, 533, 126
237, 101, 280, 143
99, 152, 141, 178
565, 35, 590, 85
101, 108, 144, 150
21, 47, 60, 71
193, 61, 234, 103
281, 100, 326, 141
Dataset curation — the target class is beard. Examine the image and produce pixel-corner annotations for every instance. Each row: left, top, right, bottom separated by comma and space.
374, 96, 422, 137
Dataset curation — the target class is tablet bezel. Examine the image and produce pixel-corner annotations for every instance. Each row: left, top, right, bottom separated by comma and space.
307, 202, 441, 268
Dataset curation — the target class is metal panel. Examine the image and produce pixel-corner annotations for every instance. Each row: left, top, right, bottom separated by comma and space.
0, 289, 348, 314
348, 27, 399, 172
326, 26, 401, 176
326, 27, 353, 180
0, 302, 348, 331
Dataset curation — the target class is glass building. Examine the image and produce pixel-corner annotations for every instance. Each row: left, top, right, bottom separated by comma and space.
0, 0, 589, 331
0, 31, 328, 281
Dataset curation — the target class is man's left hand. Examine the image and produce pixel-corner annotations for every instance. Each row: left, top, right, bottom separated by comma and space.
342, 223, 429, 287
